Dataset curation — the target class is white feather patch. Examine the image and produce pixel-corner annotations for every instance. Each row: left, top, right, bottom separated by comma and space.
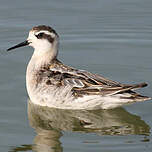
36, 30, 56, 38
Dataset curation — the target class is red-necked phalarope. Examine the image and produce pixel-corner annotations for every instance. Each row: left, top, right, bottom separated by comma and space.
7, 25, 151, 110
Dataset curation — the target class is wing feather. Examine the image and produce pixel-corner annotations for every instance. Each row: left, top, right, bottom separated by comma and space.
48, 60, 147, 97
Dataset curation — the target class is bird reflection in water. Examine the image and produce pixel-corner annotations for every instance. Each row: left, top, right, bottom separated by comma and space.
10, 99, 150, 152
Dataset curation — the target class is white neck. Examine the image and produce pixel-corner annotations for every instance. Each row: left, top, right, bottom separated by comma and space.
29, 38, 59, 69
31, 47, 58, 68
26, 43, 58, 94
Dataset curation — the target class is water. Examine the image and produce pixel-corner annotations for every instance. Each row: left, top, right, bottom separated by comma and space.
0, 0, 152, 151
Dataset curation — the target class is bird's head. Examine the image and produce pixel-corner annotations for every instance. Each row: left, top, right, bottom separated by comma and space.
7, 25, 59, 58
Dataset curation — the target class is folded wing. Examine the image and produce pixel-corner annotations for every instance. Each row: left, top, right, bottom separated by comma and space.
48, 60, 148, 98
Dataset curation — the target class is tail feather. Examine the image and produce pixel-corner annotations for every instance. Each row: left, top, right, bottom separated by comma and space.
122, 82, 148, 90
120, 93, 151, 103
116, 82, 151, 102
114, 82, 148, 95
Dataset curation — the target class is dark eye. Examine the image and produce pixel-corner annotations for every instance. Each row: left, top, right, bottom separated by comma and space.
35, 32, 44, 39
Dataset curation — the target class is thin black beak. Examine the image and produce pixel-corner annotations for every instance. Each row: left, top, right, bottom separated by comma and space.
7, 40, 29, 51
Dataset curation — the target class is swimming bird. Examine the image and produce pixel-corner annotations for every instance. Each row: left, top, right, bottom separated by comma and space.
7, 25, 151, 110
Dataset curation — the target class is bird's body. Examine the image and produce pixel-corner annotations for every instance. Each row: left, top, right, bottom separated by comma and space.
7, 25, 151, 110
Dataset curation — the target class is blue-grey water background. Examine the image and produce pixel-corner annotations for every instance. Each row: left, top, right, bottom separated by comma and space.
0, 0, 152, 151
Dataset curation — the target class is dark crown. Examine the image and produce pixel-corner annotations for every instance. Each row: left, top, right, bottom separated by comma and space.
32, 25, 58, 36
32, 25, 58, 43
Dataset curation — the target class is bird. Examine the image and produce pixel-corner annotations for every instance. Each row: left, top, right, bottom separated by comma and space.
7, 25, 151, 110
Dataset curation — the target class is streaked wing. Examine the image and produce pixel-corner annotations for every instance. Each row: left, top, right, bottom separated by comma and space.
48, 60, 147, 96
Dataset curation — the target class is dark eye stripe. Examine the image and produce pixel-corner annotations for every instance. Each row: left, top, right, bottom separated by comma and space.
47, 35, 54, 43
35, 32, 44, 39
35, 32, 55, 43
